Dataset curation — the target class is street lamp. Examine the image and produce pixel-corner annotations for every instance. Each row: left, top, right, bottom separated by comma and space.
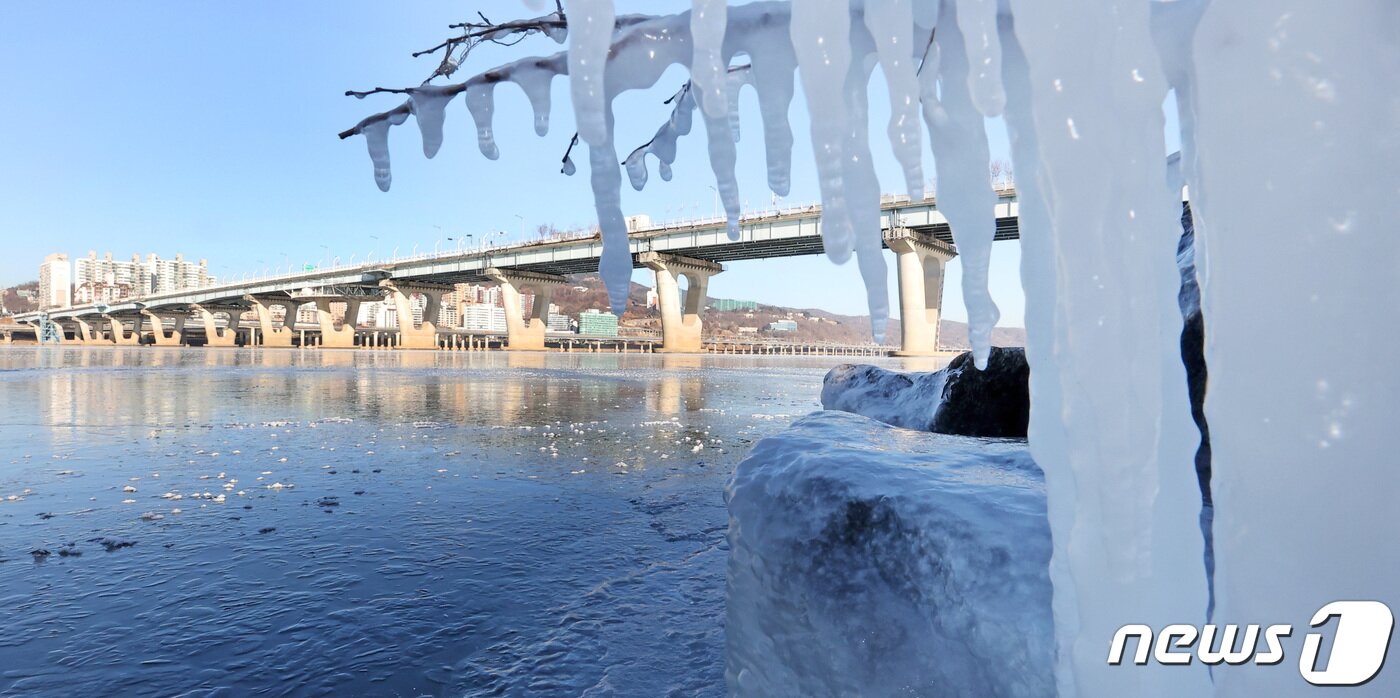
708, 185, 719, 219
514, 213, 524, 239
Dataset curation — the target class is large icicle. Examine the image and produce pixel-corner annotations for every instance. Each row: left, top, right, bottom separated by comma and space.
1191, 3, 1399, 694
696, 74, 743, 239
790, 0, 856, 264
463, 85, 500, 160
923, 0, 1000, 369
953, 0, 1004, 116
690, 0, 729, 119
732, 9, 797, 197
997, 16, 1079, 696
864, 0, 926, 200
1005, 0, 1210, 694
844, 31, 891, 342
407, 85, 456, 159
564, 0, 615, 147
360, 110, 411, 192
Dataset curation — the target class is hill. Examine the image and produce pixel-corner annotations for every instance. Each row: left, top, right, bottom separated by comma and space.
551, 274, 1025, 349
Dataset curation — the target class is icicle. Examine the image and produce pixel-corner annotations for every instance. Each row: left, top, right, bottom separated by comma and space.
361, 110, 411, 192
997, 16, 1077, 695
407, 85, 456, 159
464, 84, 500, 160
953, 0, 1004, 117
623, 84, 696, 191
924, 0, 999, 369
790, 0, 855, 264
696, 79, 743, 239
863, 0, 925, 200
564, 0, 615, 147
588, 135, 633, 315
842, 31, 891, 343
1190, 3, 1397, 694
690, 0, 729, 119
725, 65, 753, 143
737, 13, 797, 197
911, 0, 940, 28
1004, 0, 1210, 694
512, 65, 556, 136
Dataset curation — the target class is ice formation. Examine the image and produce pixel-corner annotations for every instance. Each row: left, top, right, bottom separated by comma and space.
343, 1, 1398, 694
726, 410, 1053, 696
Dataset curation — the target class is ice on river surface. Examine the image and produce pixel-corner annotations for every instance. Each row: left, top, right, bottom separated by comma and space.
0, 347, 933, 697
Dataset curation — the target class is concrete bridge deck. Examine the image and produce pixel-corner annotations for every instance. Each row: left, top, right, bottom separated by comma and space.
12, 191, 1019, 354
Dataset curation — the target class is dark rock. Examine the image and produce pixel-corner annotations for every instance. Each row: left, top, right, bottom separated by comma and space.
258, 527, 276, 534
822, 347, 1030, 438
931, 348, 1031, 438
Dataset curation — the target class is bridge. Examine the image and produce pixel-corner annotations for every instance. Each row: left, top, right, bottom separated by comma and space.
8, 190, 1020, 355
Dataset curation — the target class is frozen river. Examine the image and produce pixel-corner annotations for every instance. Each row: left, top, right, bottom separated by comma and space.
0, 347, 947, 697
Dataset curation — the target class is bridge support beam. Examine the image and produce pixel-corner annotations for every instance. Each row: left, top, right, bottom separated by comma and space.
886, 229, 957, 356
640, 252, 723, 354
106, 315, 143, 346
381, 281, 451, 350
485, 268, 565, 351
313, 298, 362, 349
245, 296, 297, 347
72, 318, 101, 345
192, 304, 239, 347
142, 310, 185, 346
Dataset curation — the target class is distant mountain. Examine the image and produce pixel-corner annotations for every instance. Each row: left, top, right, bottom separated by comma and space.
553, 274, 1025, 350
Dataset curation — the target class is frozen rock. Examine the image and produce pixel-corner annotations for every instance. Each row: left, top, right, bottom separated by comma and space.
821, 347, 1030, 437
725, 410, 1053, 697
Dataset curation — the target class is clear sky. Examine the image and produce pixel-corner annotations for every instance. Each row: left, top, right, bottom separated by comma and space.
0, 1, 1039, 325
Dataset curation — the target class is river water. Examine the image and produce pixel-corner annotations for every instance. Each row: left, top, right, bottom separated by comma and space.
0, 347, 945, 697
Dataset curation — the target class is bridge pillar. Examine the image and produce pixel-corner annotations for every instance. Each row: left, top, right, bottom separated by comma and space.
192, 304, 239, 347
886, 229, 957, 356
485, 268, 565, 351
106, 315, 143, 346
64, 319, 93, 345
142, 310, 185, 346
245, 295, 297, 347
313, 298, 362, 349
639, 252, 723, 354
381, 281, 451, 350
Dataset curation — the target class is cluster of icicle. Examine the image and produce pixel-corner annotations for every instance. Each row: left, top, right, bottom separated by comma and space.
345, 0, 1003, 361
348, 2, 1396, 695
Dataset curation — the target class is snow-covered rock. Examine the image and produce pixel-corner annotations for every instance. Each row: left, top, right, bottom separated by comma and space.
821, 348, 1030, 437
725, 410, 1053, 697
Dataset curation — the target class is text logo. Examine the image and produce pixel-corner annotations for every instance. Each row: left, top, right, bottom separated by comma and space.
1107, 600, 1394, 686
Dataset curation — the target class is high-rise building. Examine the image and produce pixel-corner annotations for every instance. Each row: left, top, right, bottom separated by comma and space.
74, 252, 148, 304
578, 309, 619, 336
71, 251, 216, 303
546, 304, 572, 332
38, 254, 71, 310
145, 253, 214, 295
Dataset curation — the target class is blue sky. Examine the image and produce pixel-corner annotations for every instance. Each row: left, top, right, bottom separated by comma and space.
0, 1, 1037, 324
